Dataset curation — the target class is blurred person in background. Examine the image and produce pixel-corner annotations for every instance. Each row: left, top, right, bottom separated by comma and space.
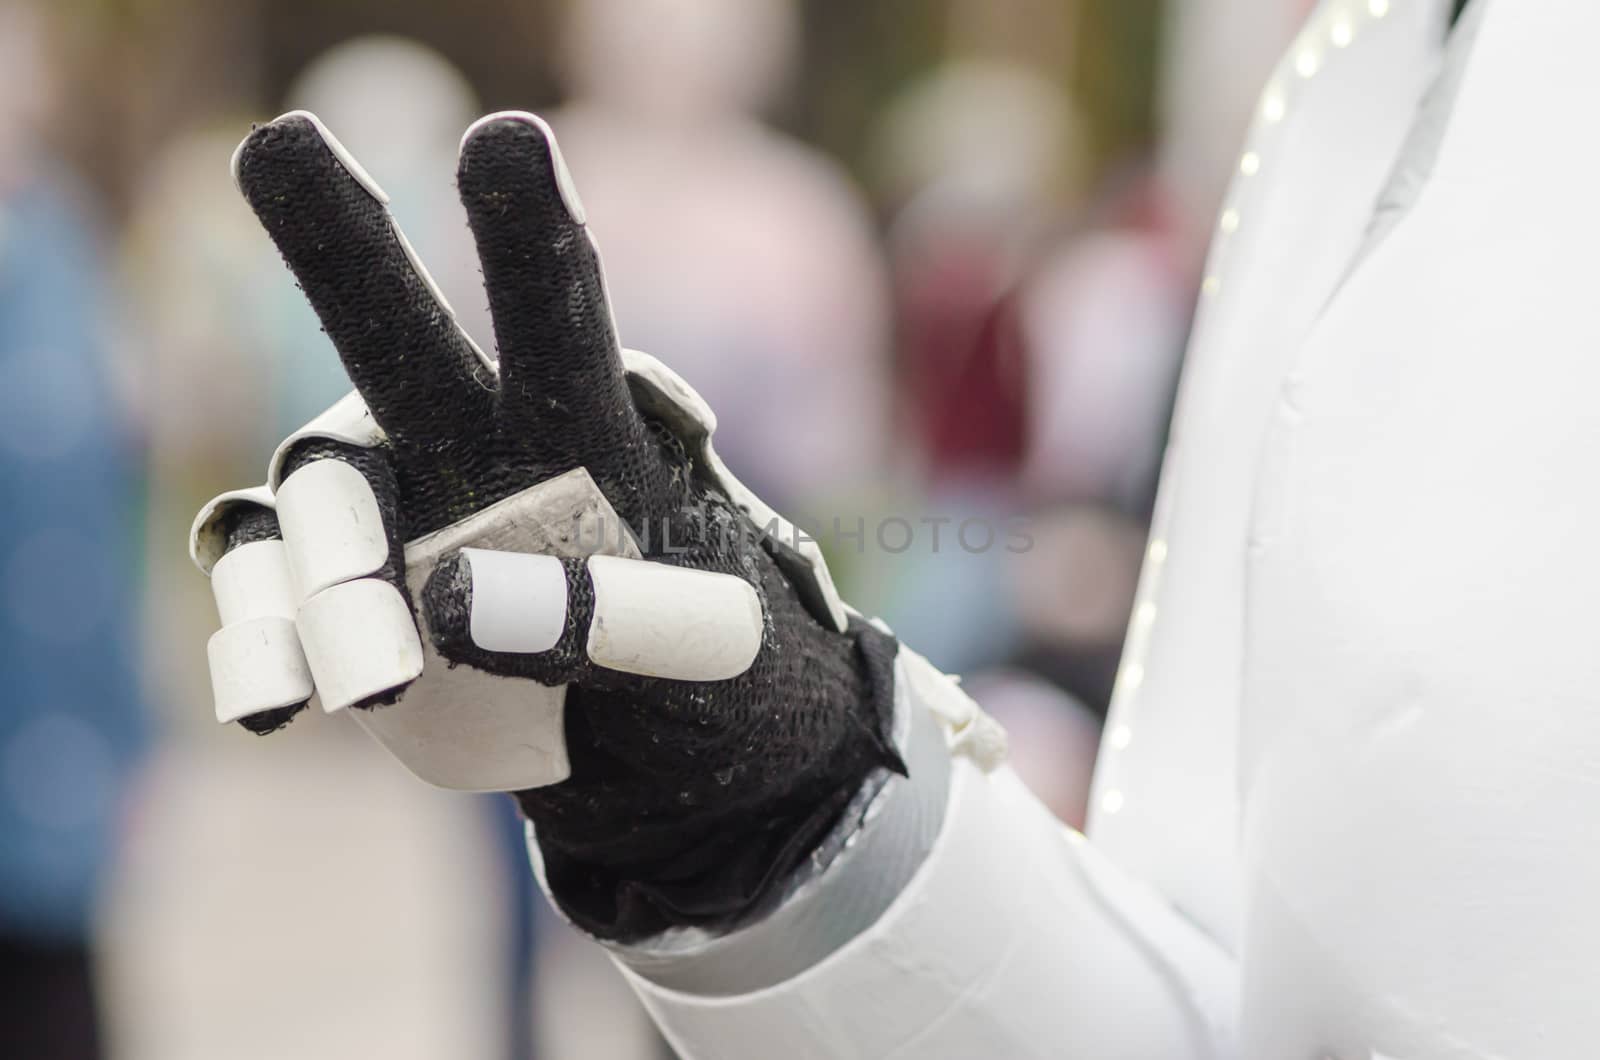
867, 55, 1191, 809
996, 174, 1191, 722
863, 57, 1116, 819
0, 2, 148, 1057
972, 0, 1308, 830
547, 0, 891, 518
866, 60, 1081, 675
1159, 0, 1318, 267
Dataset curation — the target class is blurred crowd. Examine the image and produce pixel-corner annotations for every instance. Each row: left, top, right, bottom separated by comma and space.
0, 0, 1312, 1056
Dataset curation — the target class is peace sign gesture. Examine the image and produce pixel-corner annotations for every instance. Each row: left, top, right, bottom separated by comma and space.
189, 111, 902, 939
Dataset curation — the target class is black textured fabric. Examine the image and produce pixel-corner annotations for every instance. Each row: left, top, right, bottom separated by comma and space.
230, 112, 901, 942
221, 503, 282, 551
236, 116, 677, 539
457, 119, 673, 527
235, 119, 496, 457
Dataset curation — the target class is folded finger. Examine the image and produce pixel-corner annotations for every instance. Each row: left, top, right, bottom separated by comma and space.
203, 500, 314, 733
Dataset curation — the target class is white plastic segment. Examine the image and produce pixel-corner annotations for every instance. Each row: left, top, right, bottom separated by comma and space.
584, 555, 764, 681
460, 111, 587, 224
207, 618, 315, 723
210, 539, 297, 626
206, 539, 314, 723
460, 549, 568, 654
296, 578, 424, 713
275, 459, 390, 602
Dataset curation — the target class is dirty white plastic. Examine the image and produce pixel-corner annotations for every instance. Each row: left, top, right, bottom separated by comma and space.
189, 485, 279, 574
461, 549, 568, 654
205, 539, 313, 722
275, 459, 390, 602
210, 539, 297, 626
296, 578, 423, 713
206, 617, 315, 723
584, 555, 762, 681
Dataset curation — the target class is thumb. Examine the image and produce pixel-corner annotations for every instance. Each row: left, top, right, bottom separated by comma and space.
422, 550, 765, 684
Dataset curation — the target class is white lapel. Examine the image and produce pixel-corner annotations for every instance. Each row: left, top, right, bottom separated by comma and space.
1090, 0, 1455, 953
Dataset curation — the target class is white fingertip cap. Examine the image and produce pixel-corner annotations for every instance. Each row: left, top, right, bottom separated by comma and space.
585, 556, 763, 682
461, 549, 569, 654
276, 459, 390, 602
207, 617, 315, 723
296, 578, 424, 713
211, 539, 297, 626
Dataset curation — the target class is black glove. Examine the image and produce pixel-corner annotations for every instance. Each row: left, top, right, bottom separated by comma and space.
193, 112, 903, 941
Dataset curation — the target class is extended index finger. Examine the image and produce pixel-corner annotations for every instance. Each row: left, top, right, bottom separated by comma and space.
234, 112, 496, 454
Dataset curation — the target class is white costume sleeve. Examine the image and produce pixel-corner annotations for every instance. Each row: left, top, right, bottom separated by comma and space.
533, 650, 1239, 1060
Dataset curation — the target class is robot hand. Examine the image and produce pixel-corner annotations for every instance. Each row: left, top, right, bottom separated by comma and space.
189, 112, 902, 939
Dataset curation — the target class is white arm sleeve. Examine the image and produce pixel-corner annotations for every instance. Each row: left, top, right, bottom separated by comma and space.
534, 650, 1239, 1059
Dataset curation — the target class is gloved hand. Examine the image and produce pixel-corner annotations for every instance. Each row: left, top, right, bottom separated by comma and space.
189, 111, 903, 940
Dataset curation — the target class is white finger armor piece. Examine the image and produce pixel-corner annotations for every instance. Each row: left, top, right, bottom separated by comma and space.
205, 534, 313, 724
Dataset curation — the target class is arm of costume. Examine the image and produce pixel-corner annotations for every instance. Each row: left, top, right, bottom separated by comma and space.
531, 648, 1240, 1060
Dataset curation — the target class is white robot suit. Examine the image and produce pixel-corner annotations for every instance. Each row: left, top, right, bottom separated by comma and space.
189, 1, 1599, 1057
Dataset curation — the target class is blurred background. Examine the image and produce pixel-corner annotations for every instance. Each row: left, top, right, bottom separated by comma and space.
0, 0, 1314, 1055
